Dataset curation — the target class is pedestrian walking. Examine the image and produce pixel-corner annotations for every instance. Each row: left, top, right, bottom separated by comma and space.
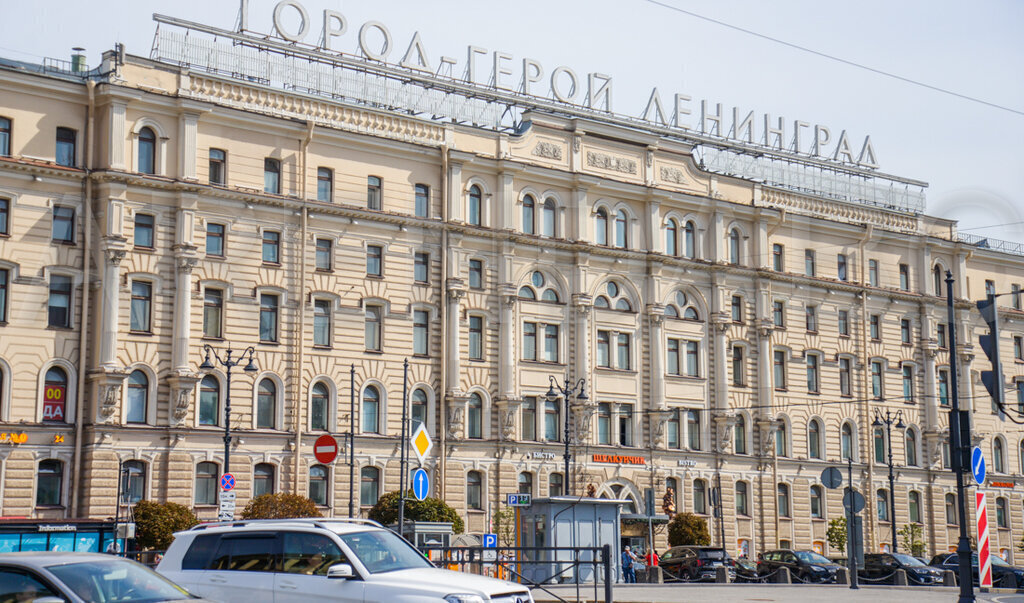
621, 545, 639, 583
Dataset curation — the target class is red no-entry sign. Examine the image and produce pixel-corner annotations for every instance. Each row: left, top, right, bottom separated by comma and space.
314, 434, 338, 464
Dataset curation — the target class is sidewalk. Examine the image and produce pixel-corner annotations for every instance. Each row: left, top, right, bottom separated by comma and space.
531, 583, 963, 602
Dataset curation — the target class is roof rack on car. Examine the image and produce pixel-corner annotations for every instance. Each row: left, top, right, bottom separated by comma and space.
189, 517, 384, 531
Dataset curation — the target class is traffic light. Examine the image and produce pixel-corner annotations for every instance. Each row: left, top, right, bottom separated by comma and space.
977, 294, 1005, 409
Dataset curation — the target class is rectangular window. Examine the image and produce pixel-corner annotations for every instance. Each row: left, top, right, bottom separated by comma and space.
684, 341, 699, 377
544, 401, 559, 441
667, 339, 680, 375
313, 300, 331, 347
133, 213, 155, 249
413, 309, 429, 356
414, 183, 429, 218
839, 357, 852, 397
48, 275, 72, 328
617, 404, 633, 447
772, 243, 783, 271
871, 360, 883, 399
543, 324, 559, 363
468, 259, 483, 289
469, 316, 484, 360
938, 369, 950, 406
52, 205, 75, 243
523, 322, 537, 361
55, 127, 76, 167
264, 158, 281, 194
773, 301, 785, 327
366, 245, 382, 276
367, 176, 382, 210
597, 403, 611, 445
262, 230, 280, 264
316, 167, 333, 202
1015, 335, 1023, 361
869, 259, 879, 287
773, 350, 787, 390
805, 305, 817, 332
731, 295, 743, 323
315, 238, 332, 271
902, 365, 914, 402
667, 411, 680, 449
203, 288, 223, 338
617, 333, 631, 370
0, 117, 9, 156
365, 305, 382, 351
129, 281, 152, 332
206, 223, 225, 256
899, 263, 910, 291
805, 249, 816, 276
937, 324, 947, 348
597, 330, 610, 367
0, 268, 7, 322
521, 397, 536, 441
208, 149, 226, 185
732, 345, 744, 386
870, 314, 880, 340
901, 318, 912, 344
1013, 284, 1021, 310
838, 309, 849, 336
259, 294, 279, 342
837, 254, 848, 281
414, 252, 429, 283
806, 354, 820, 393
0, 197, 8, 235
986, 279, 996, 296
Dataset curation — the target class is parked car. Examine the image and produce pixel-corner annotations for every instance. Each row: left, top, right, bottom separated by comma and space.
757, 549, 840, 583
860, 553, 945, 585
158, 517, 534, 603
0, 551, 211, 603
660, 546, 733, 582
929, 552, 1024, 588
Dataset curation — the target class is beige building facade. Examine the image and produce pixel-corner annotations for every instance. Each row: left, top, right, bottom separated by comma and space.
1, 39, 1023, 561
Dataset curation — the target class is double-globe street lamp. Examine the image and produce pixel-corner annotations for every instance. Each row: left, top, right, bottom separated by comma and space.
545, 375, 588, 496
872, 408, 906, 554
199, 344, 258, 479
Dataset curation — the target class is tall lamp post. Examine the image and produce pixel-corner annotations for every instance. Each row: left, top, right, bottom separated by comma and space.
872, 408, 905, 554
199, 344, 258, 478
545, 375, 588, 496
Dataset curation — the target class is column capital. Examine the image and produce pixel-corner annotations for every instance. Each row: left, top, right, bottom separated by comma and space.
646, 303, 665, 323
572, 293, 593, 312
174, 254, 198, 274
103, 248, 127, 266
446, 278, 466, 300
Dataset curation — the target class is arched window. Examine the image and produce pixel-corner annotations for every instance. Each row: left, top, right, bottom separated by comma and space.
684, 221, 696, 258
309, 465, 328, 505
665, 219, 678, 256
614, 210, 628, 248
945, 493, 958, 525
905, 429, 918, 467
467, 393, 483, 439
994, 438, 1006, 473
199, 375, 219, 426
126, 370, 148, 424
360, 466, 379, 506
254, 463, 274, 498
122, 460, 146, 504
518, 285, 536, 300
729, 228, 741, 265
549, 472, 563, 496
687, 410, 701, 451
841, 423, 854, 461
693, 479, 707, 514
664, 305, 679, 319
518, 472, 533, 495
36, 460, 63, 506
257, 378, 276, 429
810, 485, 824, 518
542, 289, 560, 303
595, 208, 608, 246
467, 471, 482, 510
522, 195, 535, 235
362, 386, 380, 433
734, 415, 746, 455
808, 419, 822, 459
468, 185, 482, 226
411, 388, 428, 433
542, 198, 556, 237
776, 420, 788, 457
777, 483, 790, 517
683, 306, 699, 320
735, 481, 749, 515
933, 265, 943, 296
877, 489, 889, 521
43, 367, 69, 423
138, 126, 156, 174
195, 462, 218, 505
909, 491, 922, 523
310, 381, 328, 431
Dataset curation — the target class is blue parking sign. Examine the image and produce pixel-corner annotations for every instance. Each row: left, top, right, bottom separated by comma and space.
483, 534, 497, 548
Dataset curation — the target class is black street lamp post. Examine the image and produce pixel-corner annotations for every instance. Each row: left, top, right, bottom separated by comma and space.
199, 344, 258, 479
545, 375, 588, 496
872, 408, 905, 554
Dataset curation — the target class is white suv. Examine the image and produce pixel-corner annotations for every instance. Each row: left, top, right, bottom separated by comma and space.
157, 518, 532, 603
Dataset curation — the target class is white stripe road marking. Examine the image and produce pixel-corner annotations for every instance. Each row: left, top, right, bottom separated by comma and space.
316, 445, 335, 454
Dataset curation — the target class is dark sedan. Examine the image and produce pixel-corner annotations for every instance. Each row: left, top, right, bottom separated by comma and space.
860, 553, 945, 585
757, 549, 840, 583
929, 552, 1024, 588
660, 546, 733, 582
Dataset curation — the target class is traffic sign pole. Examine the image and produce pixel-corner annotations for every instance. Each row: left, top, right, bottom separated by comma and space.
977, 491, 992, 588
946, 271, 975, 603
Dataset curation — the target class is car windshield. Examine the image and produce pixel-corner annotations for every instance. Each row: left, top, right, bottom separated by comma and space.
991, 555, 1011, 567
893, 554, 926, 567
338, 530, 433, 574
795, 551, 832, 564
47, 559, 194, 602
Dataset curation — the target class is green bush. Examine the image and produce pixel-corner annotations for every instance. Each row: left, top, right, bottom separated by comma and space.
666, 512, 710, 547
132, 500, 200, 551
240, 493, 323, 519
368, 491, 464, 534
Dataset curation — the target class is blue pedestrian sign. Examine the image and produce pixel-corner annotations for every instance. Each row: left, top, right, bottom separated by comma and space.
220, 473, 235, 491
482, 533, 497, 548
412, 468, 429, 501
972, 446, 986, 486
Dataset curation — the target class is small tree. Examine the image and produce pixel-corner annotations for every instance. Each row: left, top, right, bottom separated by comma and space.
132, 500, 200, 551
240, 493, 322, 519
367, 491, 464, 534
492, 506, 516, 547
898, 523, 926, 557
666, 512, 710, 547
827, 517, 847, 554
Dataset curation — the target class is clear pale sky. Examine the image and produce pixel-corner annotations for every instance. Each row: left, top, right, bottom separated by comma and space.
5, 1, 1023, 243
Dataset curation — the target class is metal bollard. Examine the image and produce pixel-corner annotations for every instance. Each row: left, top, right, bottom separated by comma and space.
835, 567, 849, 585
942, 570, 957, 587
648, 567, 663, 584
715, 566, 731, 583
893, 569, 907, 586
775, 567, 792, 584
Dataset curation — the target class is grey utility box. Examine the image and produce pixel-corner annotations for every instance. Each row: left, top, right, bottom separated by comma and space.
517, 497, 625, 584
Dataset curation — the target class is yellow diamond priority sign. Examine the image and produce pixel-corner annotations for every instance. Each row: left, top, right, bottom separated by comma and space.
411, 423, 433, 464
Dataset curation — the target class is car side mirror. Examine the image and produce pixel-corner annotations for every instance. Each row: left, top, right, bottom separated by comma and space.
327, 563, 355, 579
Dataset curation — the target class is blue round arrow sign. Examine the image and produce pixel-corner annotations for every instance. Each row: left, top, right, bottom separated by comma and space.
412, 468, 429, 501
971, 446, 986, 486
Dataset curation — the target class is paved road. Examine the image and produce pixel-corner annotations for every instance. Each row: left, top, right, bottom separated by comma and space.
531, 583, 1020, 602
